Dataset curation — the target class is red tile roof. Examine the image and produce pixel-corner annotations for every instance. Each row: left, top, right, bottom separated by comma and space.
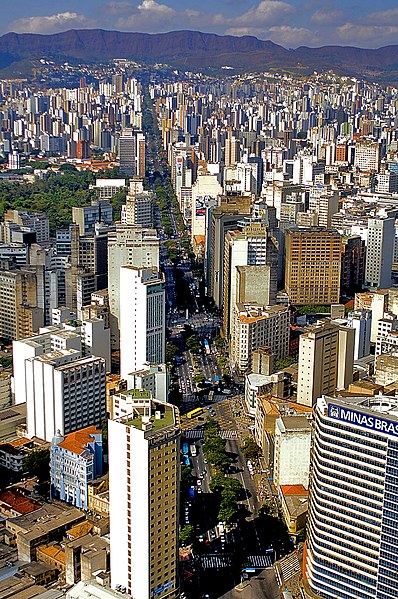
57, 426, 101, 456
0, 489, 41, 514
280, 485, 308, 496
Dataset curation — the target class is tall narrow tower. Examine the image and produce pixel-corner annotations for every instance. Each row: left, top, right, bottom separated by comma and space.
109, 399, 180, 599
120, 266, 165, 380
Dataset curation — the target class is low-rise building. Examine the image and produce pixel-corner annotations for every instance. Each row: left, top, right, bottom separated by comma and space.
87, 476, 109, 517
51, 426, 102, 510
278, 485, 308, 537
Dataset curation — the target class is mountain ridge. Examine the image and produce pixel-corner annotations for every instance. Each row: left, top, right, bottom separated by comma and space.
0, 29, 397, 79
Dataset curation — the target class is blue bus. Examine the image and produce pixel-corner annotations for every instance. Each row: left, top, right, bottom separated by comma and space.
214, 375, 220, 384
184, 456, 190, 466
182, 442, 189, 456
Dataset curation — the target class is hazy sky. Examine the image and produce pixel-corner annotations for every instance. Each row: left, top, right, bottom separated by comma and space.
3, 0, 398, 48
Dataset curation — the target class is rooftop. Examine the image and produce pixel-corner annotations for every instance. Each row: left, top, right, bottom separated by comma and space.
124, 404, 175, 433
56, 426, 101, 456
0, 489, 41, 515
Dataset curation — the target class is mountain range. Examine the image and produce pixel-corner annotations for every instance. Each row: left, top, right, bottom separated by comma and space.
1, 29, 398, 81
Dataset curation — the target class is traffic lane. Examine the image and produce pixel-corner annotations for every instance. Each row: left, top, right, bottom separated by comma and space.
226, 439, 260, 520
219, 568, 280, 599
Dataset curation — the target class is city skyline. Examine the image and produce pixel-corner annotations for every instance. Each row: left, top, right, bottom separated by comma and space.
2, 0, 398, 49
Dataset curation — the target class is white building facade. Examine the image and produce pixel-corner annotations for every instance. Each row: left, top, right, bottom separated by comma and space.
120, 266, 165, 380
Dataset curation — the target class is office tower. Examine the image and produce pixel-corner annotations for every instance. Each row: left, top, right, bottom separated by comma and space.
231, 303, 289, 373
305, 395, 398, 599
109, 398, 180, 599
107, 225, 159, 346
340, 235, 365, 294
122, 180, 153, 227
72, 200, 113, 236
284, 228, 342, 305
273, 416, 311, 489
207, 198, 251, 307
120, 266, 165, 380
119, 129, 136, 177
22, 351, 106, 442
365, 217, 394, 290
297, 322, 354, 407
354, 139, 381, 171
223, 222, 278, 339
0, 269, 43, 340
50, 426, 102, 509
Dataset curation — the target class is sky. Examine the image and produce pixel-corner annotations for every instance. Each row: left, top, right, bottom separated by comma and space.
3, 0, 398, 49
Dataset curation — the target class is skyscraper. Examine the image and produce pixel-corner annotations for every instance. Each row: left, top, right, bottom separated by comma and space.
305, 395, 398, 599
119, 129, 137, 177
284, 227, 342, 306
365, 217, 394, 290
107, 225, 159, 347
109, 398, 180, 599
119, 266, 165, 380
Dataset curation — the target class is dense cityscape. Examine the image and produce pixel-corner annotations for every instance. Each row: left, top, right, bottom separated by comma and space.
0, 18, 398, 599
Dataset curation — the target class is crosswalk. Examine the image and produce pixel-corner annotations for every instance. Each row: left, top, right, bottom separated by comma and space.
220, 430, 238, 440
277, 550, 301, 584
183, 430, 204, 439
246, 555, 273, 568
182, 430, 237, 440
200, 554, 232, 569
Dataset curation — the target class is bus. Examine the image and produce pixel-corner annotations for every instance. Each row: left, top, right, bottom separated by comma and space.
182, 442, 189, 455
208, 390, 215, 403
187, 407, 204, 419
204, 339, 211, 355
190, 444, 197, 457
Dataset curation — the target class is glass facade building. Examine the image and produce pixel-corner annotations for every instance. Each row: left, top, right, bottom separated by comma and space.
306, 395, 398, 599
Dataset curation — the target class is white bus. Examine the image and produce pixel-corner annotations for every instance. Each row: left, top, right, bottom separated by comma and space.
190, 444, 197, 457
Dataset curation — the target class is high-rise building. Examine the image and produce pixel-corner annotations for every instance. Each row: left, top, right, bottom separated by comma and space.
284, 228, 342, 305
297, 321, 354, 407
340, 235, 365, 294
119, 129, 137, 177
120, 266, 165, 380
354, 139, 380, 171
109, 398, 180, 599
207, 198, 251, 307
305, 394, 398, 599
72, 200, 113, 236
0, 269, 43, 341
121, 180, 153, 227
231, 303, 289, 373
365, 217, 394, 290
13, 332, 106, 442
107, 226, 159, 347
50, 426, 102, 510
223, 222, 278, 338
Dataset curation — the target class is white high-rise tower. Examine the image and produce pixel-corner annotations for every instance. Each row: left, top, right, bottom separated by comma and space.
120, 266, 165, 380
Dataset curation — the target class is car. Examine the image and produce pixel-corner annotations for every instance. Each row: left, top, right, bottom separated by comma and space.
210, 530, 216, 539
197, 488, 202, 493
197, 479, 202, 486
